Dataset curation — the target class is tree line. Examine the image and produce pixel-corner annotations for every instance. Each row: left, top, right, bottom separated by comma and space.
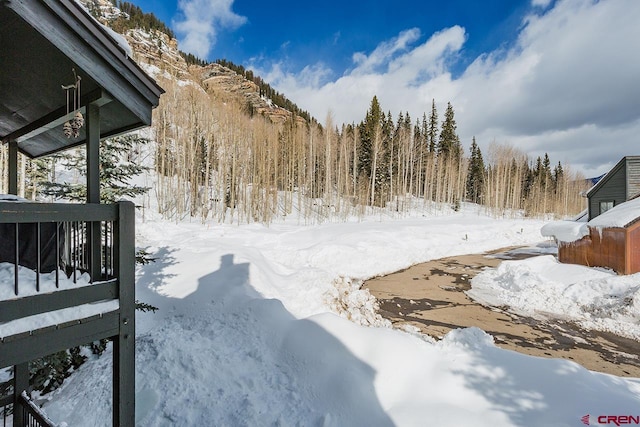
106, 1, 176, 39
151, 74, 587, 224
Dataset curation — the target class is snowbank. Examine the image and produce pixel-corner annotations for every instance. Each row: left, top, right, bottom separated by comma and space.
469, 255, 640, 340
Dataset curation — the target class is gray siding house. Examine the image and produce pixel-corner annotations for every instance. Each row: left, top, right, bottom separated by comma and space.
587, 156, 640, 220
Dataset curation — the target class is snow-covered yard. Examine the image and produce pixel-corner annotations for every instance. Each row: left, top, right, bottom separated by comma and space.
38, 205, 640, 426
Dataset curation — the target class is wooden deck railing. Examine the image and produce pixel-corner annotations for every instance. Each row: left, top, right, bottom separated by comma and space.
0, 201, 136, 427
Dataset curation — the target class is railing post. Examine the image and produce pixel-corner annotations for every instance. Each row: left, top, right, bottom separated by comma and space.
8, 140, 18, 195
86, 103, 100, 205
13, 362, 28, 427
113, 201, 135, 427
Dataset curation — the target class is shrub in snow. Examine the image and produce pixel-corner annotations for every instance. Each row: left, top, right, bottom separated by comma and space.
325, 276, 391, 328
29, 347, 86, 395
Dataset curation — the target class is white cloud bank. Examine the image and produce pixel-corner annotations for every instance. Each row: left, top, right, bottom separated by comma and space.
259, 0, 640, 177
174, 0, 246, 58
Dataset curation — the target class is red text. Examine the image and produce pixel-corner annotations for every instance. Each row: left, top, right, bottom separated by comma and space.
598, 415, 640, 426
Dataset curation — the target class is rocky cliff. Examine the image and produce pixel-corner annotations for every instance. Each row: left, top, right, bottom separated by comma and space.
78, 0, 304, 124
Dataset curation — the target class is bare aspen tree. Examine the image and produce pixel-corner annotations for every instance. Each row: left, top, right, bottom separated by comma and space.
324, 113, 334, 210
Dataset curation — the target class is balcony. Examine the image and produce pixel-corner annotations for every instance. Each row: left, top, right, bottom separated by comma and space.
0, 201, 135, 426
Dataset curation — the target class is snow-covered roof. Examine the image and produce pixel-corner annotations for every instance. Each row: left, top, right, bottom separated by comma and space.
588, 196, 640, 228
542, 197, 640, 243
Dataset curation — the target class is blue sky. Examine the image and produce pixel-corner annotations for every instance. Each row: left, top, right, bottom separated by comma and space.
131, 0, 640, 176
136, 0, 529, 80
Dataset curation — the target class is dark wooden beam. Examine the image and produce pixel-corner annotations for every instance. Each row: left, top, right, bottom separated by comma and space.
86, 102, 100, 204
0, 311, 120, 368
113, 201, 136, 427
2, 89, 111, 144
0, 202, 118, 222
8, 140, 17, 195
16, 121, 146, 160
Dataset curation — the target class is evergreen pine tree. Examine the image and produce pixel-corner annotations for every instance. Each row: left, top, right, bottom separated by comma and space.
427, 99, 438, 153
543, 153, 552, 176
25, 157, 52, 200
533, 156, 543, 181
533, 153, 553, 191
413, 117, 423, 153
357, 96, 383, 178
437, 102, 462, 159
553, 161, 564, 192
41, 134, 150, 203
377, 110, 394, 193
522, 158, 534, 199
466, 137, 485, 203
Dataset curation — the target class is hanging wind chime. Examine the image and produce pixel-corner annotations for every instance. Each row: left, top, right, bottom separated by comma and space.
61, 69, 84, 138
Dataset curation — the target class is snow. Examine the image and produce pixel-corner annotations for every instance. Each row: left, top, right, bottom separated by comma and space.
469, 255, 640, 340
540, 220, 588, 243
102, 25, 133, 58
0, 264, 93, 302
0, 194, 29, 202
25, 205, 640, 426
589, 197, 640, 229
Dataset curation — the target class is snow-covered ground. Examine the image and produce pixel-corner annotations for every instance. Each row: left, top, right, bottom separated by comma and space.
38, 204, 640, 426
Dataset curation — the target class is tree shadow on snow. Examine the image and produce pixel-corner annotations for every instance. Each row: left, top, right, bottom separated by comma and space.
134, 254, 395, 427
134, 246, 178, 333
446, 329, 640, 426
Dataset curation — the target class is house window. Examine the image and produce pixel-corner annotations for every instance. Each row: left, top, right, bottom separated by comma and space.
600, 201, 614, 214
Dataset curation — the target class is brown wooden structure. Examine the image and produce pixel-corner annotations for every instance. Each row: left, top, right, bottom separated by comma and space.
555, 156, 640, 275
558, 219, 640, 275
1, 1, 162, 425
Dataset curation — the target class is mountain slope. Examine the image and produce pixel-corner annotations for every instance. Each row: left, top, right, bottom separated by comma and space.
79, 0, 308, 124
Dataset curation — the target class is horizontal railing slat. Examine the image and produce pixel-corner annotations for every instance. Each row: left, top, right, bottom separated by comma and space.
0, 202, 118, 222
0, 310, 120, 367
0, 280, 117, 324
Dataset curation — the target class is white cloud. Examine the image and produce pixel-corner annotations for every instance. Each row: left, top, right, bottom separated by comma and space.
174, 0, 247, 58
351, 28, 422, 75
531, 0, 553, 8
253, 25, 465, 125
262, 0, 640, 176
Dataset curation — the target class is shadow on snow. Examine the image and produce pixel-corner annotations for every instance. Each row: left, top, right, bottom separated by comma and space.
132, 253, 394, 426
